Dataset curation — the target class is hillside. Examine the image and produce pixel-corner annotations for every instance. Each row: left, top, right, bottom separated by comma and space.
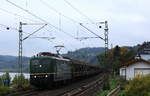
64, 47, 105, 65
0, 55, 29, 72
0, 47, 105, 72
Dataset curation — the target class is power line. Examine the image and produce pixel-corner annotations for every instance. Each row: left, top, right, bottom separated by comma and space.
0, 8, 39, 23
63, 0, 95, 24
6, 0, 47, 23
40, 0, 95, 45
23, 24, 47, 41
40, 0, 78, 24
63, 0, 104, 45
0, 23, 39, 37
0, 23, 80, 51
6, 0, 76, 39
0, 23, 18, 31
39, 0, 97, 46
30, 36, 55, 40
5, 0, 95, 50
80, 23, 104, 40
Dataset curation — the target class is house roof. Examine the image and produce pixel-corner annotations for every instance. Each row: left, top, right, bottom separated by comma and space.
121, 58, 150, 67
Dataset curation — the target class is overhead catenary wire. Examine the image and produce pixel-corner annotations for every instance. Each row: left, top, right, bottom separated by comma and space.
0, 23, 40, 37
63, 0, 105, 43
40, 0, 78, 24
80, 23, 104, 40
0, 8, 40, 23
63, 0, 95, 24
0, 23, 80, 52
40, 0, 92, 43
0, 23, 18, 31
5, 0, 97, 50
30, 37, 55, 40
23, 24, 47, 41
40, 0, 100, 37
6, 0, 90, 50
6, 0, 76, 39
40, 0, 88, 46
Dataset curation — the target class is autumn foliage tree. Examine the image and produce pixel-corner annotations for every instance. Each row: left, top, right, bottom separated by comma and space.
97, 45, 136, 75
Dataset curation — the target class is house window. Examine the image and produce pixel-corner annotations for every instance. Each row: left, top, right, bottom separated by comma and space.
134, 68, 150, 77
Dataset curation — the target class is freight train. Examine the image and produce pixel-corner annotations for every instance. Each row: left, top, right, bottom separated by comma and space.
30, 52, 101, 88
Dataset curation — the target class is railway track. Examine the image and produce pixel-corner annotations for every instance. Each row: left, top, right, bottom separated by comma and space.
60, 74, 106, 96
7, 74, 106, 96
33, 74, 106, 96
6, 88, 43, 96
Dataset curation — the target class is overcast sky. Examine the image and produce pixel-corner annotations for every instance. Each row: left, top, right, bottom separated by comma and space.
0, 0, 150, 56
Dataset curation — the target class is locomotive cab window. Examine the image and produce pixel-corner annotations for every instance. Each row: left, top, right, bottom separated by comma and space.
31, 59, 39, 66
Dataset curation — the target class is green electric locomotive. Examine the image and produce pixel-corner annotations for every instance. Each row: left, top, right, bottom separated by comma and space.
30, 52, 100, 88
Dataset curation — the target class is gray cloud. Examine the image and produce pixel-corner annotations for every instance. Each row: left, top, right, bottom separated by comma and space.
0, 0, 150, 56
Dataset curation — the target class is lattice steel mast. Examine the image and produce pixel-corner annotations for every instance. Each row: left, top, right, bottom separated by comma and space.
104, 21, 109, 56
18, 22, 23, 87
18, 22, 47, 87
79, 21, 109, 56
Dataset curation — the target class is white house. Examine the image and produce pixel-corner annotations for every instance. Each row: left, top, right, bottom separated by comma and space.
120, 59, 150, 80
120, 42, 150, 80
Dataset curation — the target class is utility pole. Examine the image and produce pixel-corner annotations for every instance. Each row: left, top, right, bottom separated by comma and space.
18, 22, 23, 87
79, 21, 109, 57
98, 21, 109, 57
18, 22, 47, 87
104, 21, 109, 57
0, 22, 47, 87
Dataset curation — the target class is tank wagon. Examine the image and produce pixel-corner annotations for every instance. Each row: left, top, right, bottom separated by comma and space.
30, 52, 101, 88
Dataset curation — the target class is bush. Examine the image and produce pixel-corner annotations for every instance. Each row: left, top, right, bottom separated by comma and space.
97, 77, 120, 96
1, 72, 11, 86
0, 76, 3, 86
125, 74, 150, 96
118, 90, 125, 96
12, 74, 30, 89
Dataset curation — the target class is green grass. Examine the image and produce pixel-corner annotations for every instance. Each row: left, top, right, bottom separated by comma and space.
109, 77, 120, 89
97, 77, 120, 96
117, 90, 125, 96
0, 86, 16, 96
97, 90, 111, 96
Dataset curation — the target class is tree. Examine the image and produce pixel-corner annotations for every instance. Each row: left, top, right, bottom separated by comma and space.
1, 72, 11, 86
12, 74, 30, 88
97, 45, 136, 75
113, 45, 121, 57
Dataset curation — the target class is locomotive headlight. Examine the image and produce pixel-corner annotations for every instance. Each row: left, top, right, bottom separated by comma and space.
39, 65, 42, 67
45, 75, 48, 78
34, 76, 36, 78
